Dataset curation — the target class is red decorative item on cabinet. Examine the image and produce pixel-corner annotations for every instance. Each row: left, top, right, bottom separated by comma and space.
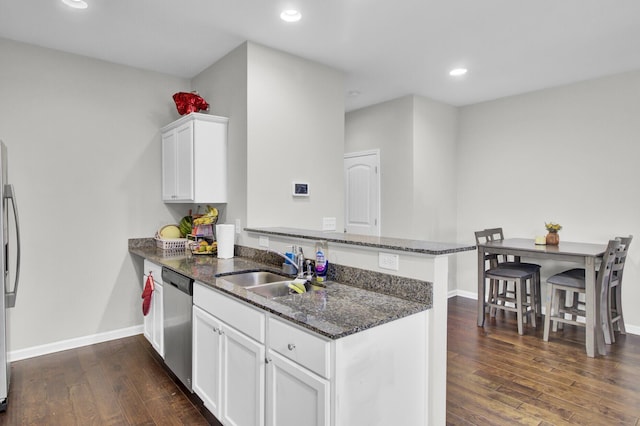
172, 91, 209, 115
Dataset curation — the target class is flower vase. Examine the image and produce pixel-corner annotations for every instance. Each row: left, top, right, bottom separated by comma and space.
546, 232, 559, 245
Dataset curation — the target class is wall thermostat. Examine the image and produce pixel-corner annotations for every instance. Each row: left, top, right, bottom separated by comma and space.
292, 182, 309, 197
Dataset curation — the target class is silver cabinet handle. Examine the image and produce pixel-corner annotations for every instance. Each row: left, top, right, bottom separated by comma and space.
4, 184, 19, 308
287, 343, 296, 351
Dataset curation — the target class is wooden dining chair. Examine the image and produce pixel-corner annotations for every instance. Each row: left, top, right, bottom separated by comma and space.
475, 228, 540, 334
543, 238, 620, 343
603, 235, 632, 344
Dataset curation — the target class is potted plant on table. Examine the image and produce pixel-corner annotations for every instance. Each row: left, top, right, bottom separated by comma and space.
545, 222, 562, 245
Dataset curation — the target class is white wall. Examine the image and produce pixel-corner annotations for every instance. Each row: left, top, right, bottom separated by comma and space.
193, 41, 346, 243
412, 96, 458, 242
191, 43, 249, 245
455, 70, 640, 331
0, 38, 188, 351
246, 42, 345, 231
345, 95, 458, 242
345, 96, 414, 239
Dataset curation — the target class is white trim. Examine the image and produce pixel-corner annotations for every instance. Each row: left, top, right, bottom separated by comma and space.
448, 289, 476, 300
625, 324, 640, 336
343, 148, 380, 159
9, 325, 144, 362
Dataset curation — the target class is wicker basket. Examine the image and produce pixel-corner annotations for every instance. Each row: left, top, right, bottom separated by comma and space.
155, 237, 188, 251
160, 248, 186, 258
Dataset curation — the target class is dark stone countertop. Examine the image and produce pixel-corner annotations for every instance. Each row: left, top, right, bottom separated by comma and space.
245, 227, 476, 255
129, 243, 429, 340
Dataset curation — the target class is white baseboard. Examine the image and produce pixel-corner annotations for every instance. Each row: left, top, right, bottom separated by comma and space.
446, 289, 639, 336
9, 325, 144, 362
448, 289, 477, 300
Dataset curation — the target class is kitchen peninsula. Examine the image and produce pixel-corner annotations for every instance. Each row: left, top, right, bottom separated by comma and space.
129, 229, 474, 426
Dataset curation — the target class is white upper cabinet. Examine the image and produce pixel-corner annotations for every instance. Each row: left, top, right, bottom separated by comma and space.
161, 112, 228, 203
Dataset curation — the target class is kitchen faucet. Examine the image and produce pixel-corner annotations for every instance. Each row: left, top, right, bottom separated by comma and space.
266, 246, 305, 279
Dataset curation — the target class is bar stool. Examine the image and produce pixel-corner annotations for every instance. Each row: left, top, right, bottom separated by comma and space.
543, 239, 620, 343
603, 235, 632, 344
475, 228, 540, 335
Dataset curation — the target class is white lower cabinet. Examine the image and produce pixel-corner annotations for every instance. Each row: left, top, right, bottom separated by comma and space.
192, 281, 428, 426
221, 324, 265, 426
266, 351, 329, 426
266, 316, 330, 426
193, 283, 265, 426
143, 261, 164, 357
192, 306, 222, 414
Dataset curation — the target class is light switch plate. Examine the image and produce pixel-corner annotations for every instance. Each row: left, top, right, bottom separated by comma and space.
379, 252, 399, 271
259, 236, 269, 247
235, 219, 241, 234
322, 217, 337, 231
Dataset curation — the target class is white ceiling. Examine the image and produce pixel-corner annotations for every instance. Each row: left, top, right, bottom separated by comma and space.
2, 0, 640, 111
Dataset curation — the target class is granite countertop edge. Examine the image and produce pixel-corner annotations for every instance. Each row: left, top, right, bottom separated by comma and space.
130, 243, 429, 340
244, 227, 476, 255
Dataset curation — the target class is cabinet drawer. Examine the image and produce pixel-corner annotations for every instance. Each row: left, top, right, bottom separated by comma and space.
143, 260, 163, 284
194, 282, 265, 343
268, 317, 330, 379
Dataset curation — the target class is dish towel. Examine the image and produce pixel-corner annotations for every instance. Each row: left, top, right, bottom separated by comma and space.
142, 273, 155, 316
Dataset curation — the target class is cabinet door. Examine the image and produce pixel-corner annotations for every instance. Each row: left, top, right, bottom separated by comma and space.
193, 306, 223, 416
142, 275, 163, 357
161, 122, 194, 201
142, 274, 154, 344
161, 130, 178, 200
266, 351, 329, 426
152, 283, 164, 358
222, 325, 265, 426
174, 122, 194, 200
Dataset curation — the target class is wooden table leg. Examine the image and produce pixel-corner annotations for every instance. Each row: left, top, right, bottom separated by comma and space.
477, 248, 485, 327
584, 256, 605, 357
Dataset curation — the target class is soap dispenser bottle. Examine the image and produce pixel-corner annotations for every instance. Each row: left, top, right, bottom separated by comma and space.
314, 241, 328, 282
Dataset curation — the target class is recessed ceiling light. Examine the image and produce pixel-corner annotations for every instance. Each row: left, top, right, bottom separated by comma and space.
347, 90, 361, 97
280, 9, 302, 22
449, 68, 468, 77
62, 0, 88, 9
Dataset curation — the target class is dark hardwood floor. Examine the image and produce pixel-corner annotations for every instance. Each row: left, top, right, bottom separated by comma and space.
448, 296, 640, 425
1, 297, 639, 425
0, 334, 218, 426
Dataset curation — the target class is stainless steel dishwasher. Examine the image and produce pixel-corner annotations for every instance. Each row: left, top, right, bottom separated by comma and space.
162, 267, 194, 392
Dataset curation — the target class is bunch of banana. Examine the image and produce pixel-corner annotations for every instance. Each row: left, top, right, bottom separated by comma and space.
195, 240, 218, 254
193, 205, 219, 226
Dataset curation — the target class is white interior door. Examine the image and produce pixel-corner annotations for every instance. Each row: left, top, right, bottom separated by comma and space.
344, 150, 380, 236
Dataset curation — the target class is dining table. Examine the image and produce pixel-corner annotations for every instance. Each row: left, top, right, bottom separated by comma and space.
476, 237, 608, 357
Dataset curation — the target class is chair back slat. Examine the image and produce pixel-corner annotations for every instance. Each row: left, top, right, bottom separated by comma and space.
598, 239, 622, 299
612, 235, 633, 277
475, 228, 515, 265
474, 228, 504, 245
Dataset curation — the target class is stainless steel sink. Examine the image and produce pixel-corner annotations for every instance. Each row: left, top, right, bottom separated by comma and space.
218, 270, 292, 287
247, 281, 325, 299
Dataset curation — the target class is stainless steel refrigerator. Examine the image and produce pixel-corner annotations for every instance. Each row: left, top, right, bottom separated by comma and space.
0, 140, 20, 412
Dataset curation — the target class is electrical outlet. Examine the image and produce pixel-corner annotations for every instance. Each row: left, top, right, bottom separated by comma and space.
378, 252, 399, 271
235, 219, 241, 234
322, 217, 337, 231
259, 236, 269, 247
